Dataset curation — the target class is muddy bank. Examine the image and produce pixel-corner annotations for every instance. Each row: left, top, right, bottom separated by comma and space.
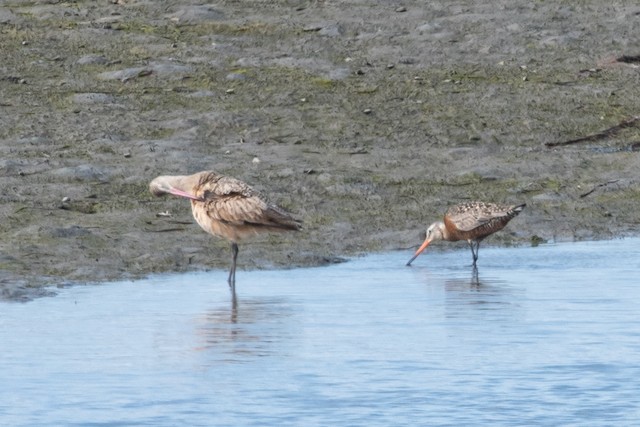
1, 1, 639, 300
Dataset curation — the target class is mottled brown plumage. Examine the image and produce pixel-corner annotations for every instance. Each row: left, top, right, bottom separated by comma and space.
150, 171, 301, 289
406, 201, 525, 267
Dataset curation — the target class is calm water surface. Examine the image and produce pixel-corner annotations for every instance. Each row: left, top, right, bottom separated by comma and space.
1, 239, 640, 426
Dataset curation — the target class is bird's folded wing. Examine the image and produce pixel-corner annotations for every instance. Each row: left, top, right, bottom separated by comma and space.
200, 176, 286, 226
198, 175, 300, 229
449, 210, 508, 232
206, 195, 271, 225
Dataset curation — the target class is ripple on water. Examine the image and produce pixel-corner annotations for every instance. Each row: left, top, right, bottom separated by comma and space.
1, 239, 640, 426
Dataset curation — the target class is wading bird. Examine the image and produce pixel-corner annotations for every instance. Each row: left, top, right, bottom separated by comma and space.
406, 201, 525, 267
150, 171, 302, 290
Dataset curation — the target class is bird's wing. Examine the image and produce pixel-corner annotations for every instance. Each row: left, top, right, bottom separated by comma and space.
447, 202, 509, 232
200, 176, 300, 229
198, 176, 267, 225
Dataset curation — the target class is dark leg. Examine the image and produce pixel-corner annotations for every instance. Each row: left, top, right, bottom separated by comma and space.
468, 240, 480, 267
228, 242, 239, 291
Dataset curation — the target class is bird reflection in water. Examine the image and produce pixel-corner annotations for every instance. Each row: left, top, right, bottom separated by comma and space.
193, 296, 295, 361
445, 266, 488, 290
444, 267, 523, 319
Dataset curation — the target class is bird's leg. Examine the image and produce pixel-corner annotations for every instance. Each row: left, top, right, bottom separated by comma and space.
468, 240, 475, 264
228, 242, 239, 290
468, 240, 480, 267
473, 241, 480, 266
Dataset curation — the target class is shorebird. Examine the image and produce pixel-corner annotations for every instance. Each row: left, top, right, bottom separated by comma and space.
149, 171, 302, 290
406, 201, 525, 267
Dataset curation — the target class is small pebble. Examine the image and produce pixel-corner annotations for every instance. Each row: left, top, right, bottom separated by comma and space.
363, 108, 372, 114
62, 197, 70, 203
395, 6, 407, 12
225, 88, 235, 94
252, 157, 260, 164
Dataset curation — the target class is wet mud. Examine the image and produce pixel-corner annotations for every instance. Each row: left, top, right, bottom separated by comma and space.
1, 1, 639, 299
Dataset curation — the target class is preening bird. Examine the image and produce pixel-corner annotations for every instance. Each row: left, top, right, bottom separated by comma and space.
150, 171, 302, 290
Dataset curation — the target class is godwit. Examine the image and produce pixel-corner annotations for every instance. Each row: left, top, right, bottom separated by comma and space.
406, 201, 525, 267
149, 171, 302, 290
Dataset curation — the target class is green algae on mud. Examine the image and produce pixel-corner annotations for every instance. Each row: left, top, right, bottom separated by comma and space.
1, 0, 640, 299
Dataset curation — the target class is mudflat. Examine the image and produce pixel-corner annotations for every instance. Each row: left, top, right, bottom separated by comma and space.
1, 1, 639, 300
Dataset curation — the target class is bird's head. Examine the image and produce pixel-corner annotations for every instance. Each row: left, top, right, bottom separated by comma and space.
149, 175, 202, 201
406, 221, 445, 266
425, 221, 445, 242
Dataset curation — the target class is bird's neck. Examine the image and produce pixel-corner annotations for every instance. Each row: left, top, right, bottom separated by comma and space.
436, 221, 452, 241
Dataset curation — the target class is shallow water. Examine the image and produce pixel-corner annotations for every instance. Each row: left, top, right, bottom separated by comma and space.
1, 239, 640, 426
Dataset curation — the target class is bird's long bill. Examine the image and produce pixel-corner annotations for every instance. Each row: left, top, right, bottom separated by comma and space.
406, 238, 432, 266
168, 187, 201, 201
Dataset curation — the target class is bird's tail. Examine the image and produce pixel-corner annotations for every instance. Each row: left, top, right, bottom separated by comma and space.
264, 206, 303, 231
273, 217, 303, 231
510, 203, 526, 217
